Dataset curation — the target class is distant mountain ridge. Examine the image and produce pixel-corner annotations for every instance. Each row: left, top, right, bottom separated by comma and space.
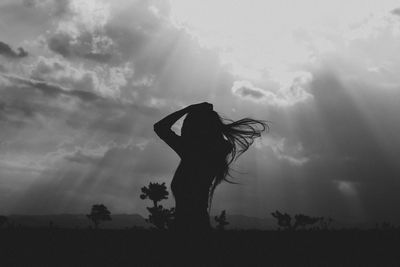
6, 214, 275, 230
5, 214, 369, 230
7, 214, 148, 229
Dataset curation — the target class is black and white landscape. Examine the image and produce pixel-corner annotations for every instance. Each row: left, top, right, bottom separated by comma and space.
1, 0, 400, 265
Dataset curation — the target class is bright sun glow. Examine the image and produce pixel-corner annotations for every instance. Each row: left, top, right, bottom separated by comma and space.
170, 0, 399, 87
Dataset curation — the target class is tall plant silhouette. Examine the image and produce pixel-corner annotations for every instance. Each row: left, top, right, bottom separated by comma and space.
140, 182, 174, 230
140, 182, 169, 207
87, 204, 112, 229
214, 210, 229, 230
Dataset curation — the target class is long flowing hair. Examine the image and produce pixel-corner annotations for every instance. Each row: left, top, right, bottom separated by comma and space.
208, 114, 268, 208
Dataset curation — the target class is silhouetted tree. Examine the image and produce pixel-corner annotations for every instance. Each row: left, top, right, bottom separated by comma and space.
87, 204, 112, 229
215, 210, 229, 230
0, 215, 8, 228
271, 210, 322, 231
140, 182, 174, 230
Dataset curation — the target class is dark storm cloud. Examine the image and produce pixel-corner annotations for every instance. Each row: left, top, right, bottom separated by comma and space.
47, 33, 72, 58
45, 0, 182, 70
0, 1, 54, 44
0, 75, 67, 123
0, 41, 28, 59
51, 0, 72, 18
47, 32, 113, 63
37, 0, 114, 63
29, 57, 107, 95
83, 52, 113, 63
39, 0, 226, 109
22, 0, 36, 8
3, 74, 99, 102
391, 8, 400, 16
23, 0, 72, 17
0, 73, 161, 137
41, 0, 116, 63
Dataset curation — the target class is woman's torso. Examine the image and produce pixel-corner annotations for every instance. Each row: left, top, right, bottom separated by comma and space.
171, 139, 229, 208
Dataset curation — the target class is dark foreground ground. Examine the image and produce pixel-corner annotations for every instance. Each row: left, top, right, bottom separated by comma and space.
1, 228, 400, 266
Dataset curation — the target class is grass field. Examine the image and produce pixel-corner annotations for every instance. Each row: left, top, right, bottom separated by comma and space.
1, 228, 400, 266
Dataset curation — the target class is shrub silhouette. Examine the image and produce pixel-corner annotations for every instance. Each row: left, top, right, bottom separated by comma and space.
140, 182, 174, 230
318, 217, 334, 230
294, 214, 321, 230
146, 206, 175, 230
271, 211, 293, 230
271, 210, 321, 231
375, 221, 396, 230
87, 204, 112, 229
214, 210, 229, 230
0, 215, 8, 228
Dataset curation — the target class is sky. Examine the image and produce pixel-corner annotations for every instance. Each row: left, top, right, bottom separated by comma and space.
0, 0, 400, 224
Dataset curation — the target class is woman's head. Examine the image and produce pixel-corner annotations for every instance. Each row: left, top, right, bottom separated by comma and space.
181, 109, 224, 140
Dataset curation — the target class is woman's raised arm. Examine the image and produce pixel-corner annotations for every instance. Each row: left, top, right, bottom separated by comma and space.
154, 106, 190, 157
154, 106, 189, 135
154, 102, 212, 156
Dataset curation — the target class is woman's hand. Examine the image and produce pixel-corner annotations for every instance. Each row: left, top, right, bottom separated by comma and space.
187, 102, 213, 112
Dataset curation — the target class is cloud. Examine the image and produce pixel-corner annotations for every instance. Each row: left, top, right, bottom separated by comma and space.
43, 0, 115, 63
2, 74, 99, 103
47, 32, 114, 63
232, 80, 267, 100
231, 74, 313, 107
258, 137, 310, 167
23, 0, 71, 16
30, 56, 132, 97
47, 33, 72, 57
64, 149, 104, 165
0, 64, 7, 73
0, 41, 28, 59
391, 8, 400, 16
27, 0, 227, 106
0, 73, 161, 135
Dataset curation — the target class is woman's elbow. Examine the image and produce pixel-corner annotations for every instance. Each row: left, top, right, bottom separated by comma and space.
153, 123, 160, 133
153, 122, 165, 135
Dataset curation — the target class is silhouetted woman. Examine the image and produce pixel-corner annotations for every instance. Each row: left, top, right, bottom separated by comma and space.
154, 102, 267, 231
